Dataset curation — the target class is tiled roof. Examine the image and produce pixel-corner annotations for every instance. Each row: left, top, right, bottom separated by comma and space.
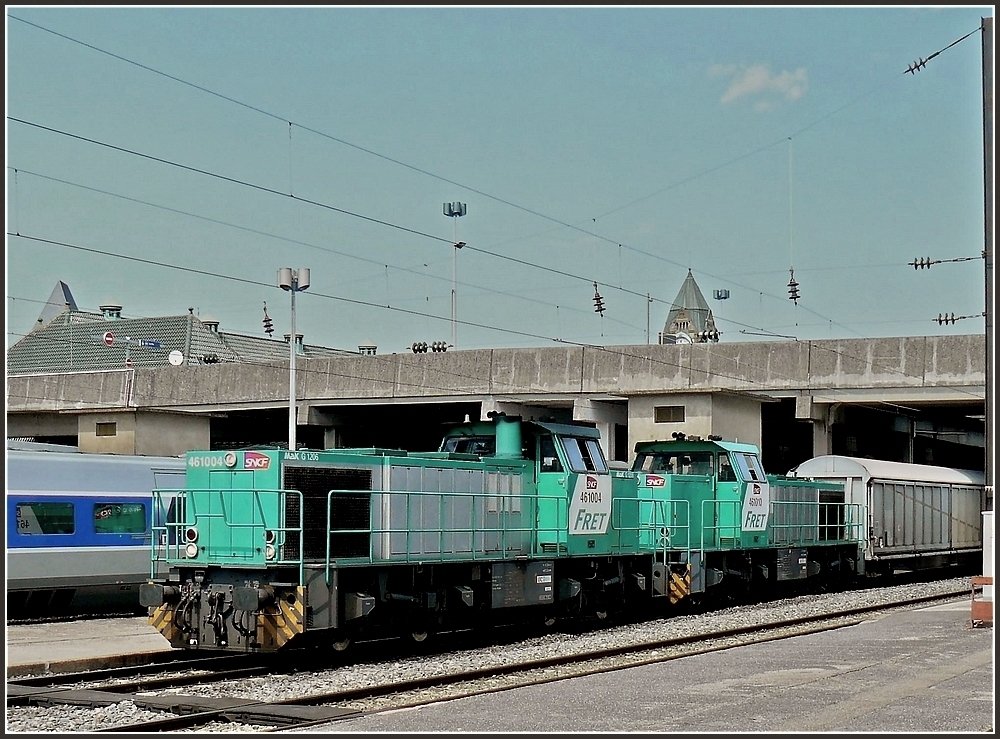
6, 307, 356, 375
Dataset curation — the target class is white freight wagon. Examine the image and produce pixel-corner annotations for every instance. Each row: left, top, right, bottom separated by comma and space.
788, 455, 985, 575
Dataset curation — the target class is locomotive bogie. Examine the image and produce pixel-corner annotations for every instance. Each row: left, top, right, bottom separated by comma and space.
143, 553, 662, 651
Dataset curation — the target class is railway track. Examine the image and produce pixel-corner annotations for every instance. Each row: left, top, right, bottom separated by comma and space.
6, 586, 969, 733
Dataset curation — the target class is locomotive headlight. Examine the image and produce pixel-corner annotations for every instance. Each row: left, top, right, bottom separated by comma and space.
265, 543, 276, 561
184, 526, 199, 543
185, 542, 199, 558
265, 529, 276, 544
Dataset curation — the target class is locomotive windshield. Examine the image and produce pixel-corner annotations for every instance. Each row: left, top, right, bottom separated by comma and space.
559, 436, 608, 473
732, 452, 766, 482
633, 451, 714, 476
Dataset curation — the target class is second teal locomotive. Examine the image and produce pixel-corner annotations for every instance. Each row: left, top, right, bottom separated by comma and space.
141, 413, 863, 652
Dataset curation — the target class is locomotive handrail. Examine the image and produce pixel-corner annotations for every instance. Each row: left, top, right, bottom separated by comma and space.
322, 487, 568, 580
150, 487, 185, 577
150, 487, 305, 584
695, 497, 865, 552
610, 492, 698, 597
608, 493, 694, 561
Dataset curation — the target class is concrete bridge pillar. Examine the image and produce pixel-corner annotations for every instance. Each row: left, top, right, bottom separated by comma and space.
795, 395, 835, 458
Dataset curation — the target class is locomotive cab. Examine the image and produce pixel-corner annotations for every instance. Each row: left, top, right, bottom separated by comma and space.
440, 414, 619, 556
631, 435, 862, 602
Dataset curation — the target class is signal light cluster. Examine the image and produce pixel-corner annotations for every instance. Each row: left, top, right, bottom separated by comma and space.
412, 341, 449, 353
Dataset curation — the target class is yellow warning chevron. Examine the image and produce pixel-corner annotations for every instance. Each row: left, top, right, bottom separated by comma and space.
149, 604, 181, 644
257, 586, 306, 650
668, 564, 691, 605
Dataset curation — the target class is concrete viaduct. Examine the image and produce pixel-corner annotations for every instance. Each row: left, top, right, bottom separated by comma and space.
6, 334, 987, 475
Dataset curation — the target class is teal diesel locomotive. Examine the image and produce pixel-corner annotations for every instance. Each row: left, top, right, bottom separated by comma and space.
140, 413, 864, 652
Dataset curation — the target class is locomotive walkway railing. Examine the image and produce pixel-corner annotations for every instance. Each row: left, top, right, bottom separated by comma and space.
322, 488, 569, 580
151, 487, 305, 585
150, 484, 865, 598
692, 498, 864, 550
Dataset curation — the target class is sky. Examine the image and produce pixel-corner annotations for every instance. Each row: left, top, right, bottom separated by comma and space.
5, 5, 994, 356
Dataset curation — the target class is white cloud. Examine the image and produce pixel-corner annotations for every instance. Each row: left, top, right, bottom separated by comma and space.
710, 63, 808, 107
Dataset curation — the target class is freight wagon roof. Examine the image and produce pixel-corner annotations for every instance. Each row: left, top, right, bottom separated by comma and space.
788, 455, 984, 486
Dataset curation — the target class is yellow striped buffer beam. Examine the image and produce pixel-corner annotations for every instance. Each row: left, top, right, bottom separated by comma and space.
255, 586, 306, 651
668, 563, 691, 605
148, 603, 182, 645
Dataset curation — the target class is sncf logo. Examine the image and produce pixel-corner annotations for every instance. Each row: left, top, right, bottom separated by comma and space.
244, 452, 271, 470
645, 475, 665, 487
751, 483, 761, 496
586, 475, 598, 490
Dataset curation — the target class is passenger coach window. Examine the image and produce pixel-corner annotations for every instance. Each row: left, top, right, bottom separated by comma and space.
15, 502, 74, 535
94, 502, 147, 534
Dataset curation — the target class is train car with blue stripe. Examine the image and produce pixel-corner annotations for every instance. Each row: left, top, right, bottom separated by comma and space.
6, 446, 186, 617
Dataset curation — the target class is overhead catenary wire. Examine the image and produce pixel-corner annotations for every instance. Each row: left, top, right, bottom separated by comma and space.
8, 15, 984, 338
5, 16, 987, 391
6, 231, 986, 406
5, 119, 929, 344
7, 168, 649, 336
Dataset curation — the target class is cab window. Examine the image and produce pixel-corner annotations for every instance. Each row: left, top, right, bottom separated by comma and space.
441, 436, 495, 456
634, 451, 711, 475
718, 454, 737, 482
559, 436, 608, 474
733, 452, 766, 482
539, 435, 563, 472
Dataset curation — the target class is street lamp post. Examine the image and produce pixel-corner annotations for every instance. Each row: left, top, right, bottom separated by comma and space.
443, 202, 467, 348
278, 267, 310, 451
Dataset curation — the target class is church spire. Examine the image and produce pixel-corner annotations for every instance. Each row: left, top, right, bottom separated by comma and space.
659, 271, 719, 344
